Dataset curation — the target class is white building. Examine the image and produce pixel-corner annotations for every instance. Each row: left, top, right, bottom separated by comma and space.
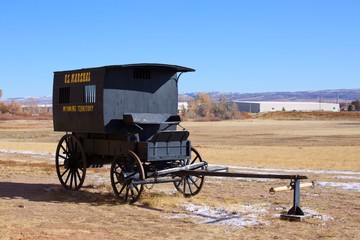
235, 101, 340, 113
178, 102, 189, 114
178, 102, 189, 109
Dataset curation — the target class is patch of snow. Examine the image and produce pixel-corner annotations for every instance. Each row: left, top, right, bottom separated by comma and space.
165, 203, 268, 228
303, 208, 334, 222
303, 193, 319, 197
302, 169, 360, 176
86, 174, 110, 183
0, 149, 54, 157
271, 208, 334, 222
317, 181, 360, 192
334, 176, 360, 180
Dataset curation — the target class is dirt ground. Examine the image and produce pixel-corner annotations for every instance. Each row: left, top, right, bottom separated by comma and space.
0, 117, 360, 239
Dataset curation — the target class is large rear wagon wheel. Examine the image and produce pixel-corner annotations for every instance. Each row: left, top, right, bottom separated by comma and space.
110, 150, 145, 204
174, 147, 205, 197
55, 134, 87, 190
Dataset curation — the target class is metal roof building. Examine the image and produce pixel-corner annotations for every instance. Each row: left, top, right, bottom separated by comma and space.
235, 101, 340, 113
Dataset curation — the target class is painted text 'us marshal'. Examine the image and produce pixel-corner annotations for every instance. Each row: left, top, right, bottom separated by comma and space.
64, 72, 91, 83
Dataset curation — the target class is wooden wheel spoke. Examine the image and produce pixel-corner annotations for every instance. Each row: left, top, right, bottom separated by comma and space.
131, 189, 135, 200
75, 169, 81, 184
73, 169, 78, 188
186, 178, 193, 195
114, 172, 122, 183
191, 155, 199, 165
61, 168, 70, 178
188, 176, 200, 189
64, 138, 70, 153
60, 144, 68, 155
118, 183, 127, 195
64, 168, 71, 185
134, 185, 140, 194
125, 186, 130, 201
70, 169, 74, 189
183, 178, 186, 193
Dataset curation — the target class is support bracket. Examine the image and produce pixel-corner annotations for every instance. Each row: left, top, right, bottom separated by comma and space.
280, 177, 310, 221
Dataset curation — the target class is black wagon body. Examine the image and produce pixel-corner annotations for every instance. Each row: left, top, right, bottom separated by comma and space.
53, 64, 206, 203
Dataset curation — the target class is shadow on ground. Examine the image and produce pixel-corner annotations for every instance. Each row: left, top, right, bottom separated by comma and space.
0, 181, 117, 205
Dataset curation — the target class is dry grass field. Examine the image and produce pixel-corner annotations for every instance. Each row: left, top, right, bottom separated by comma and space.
0, 114, 359, 239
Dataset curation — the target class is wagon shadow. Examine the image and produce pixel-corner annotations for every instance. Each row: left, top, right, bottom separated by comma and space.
190, 211, 255, 226
0, 182, 117, 206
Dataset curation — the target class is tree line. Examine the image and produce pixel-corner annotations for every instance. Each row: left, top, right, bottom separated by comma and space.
0, 89, 50, 115
348, 100, 360, 111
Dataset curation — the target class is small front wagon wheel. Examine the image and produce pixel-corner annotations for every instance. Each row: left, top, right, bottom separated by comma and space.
55, 134, 87, 190
174, 147, 205, 197
110, 150, 145, 204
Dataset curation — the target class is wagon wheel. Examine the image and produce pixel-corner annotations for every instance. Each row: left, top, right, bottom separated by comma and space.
110, 150, 145, 204
55, 134, 87, 190
174, 147, 205, 197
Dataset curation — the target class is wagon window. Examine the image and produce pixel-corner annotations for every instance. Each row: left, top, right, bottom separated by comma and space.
84, 85, 96, 103
59, 87, 70, 104
133, 68, 151, 79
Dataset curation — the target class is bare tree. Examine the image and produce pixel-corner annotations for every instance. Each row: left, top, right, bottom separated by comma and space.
0, 89, 2, 98
0, 102, 8, 114
183, 93, 242, 120
350, 100, 360, 111
23, 98, 39, 115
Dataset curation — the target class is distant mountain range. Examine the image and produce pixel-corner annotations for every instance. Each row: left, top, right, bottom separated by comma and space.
1, 88, 359, 105
180, 88, 360, 103
1, 96, 52, 105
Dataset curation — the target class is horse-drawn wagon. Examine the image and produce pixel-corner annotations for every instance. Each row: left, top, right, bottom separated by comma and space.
53, 63, 311, 219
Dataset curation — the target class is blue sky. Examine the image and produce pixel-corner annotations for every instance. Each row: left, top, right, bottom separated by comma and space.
0, 1, 359, 98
